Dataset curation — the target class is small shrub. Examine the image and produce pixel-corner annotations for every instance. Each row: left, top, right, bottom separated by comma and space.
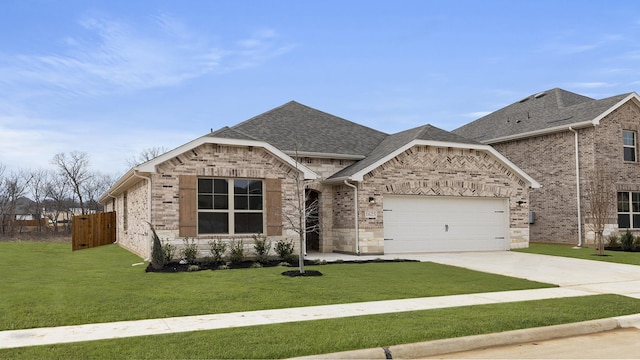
187, 265, 200, 272
208, 239, 227, 263
275, 239, 295, 263
278, 262, 292, 267
150, 227, 165, 270
253, 233, 271, 264
181, 237, 199, 264
373, 257, 384, 263
162, 241, 177, 263
621, 231, 635, 252
607, 233, 620, 248
250, 262, 263, 268
334, 259, 344, 264
218, 264, 230, 270
229, 240, 245, 264
313, 259, 327, 265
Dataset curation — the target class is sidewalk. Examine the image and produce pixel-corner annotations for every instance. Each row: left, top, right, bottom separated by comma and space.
2, 251, 640, 353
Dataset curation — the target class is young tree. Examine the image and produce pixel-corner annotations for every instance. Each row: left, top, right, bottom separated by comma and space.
26, 168, 50, 233
586, 166, 616, 256
52, 152, 92, 215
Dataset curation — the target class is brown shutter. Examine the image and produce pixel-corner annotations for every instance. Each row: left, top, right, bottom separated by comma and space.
179, 175, 197, 237
266, 178, 283, 236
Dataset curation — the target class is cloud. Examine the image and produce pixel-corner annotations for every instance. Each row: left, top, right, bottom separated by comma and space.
567, 82, 617, 89
0, 14, 293, 98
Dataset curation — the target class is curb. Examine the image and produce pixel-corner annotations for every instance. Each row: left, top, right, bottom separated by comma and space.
291, 314, 640, 359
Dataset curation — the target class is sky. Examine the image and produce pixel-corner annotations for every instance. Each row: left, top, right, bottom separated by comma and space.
2, 0, 640, 177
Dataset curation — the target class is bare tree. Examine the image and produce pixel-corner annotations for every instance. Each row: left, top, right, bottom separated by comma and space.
26, 168, 51, 233
0, 170, 31, 236
52, 152, 92, 215
82, 172, 115, 213
44, 171, 73, 233
586, 166, 616, 256
126, 147, 168, 167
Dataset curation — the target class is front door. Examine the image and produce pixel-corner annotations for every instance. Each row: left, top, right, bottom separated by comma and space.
305, 190, 320, 251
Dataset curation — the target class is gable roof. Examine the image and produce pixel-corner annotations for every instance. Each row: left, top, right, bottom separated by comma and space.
328, 124, 480, 180
211, 101, 388, 158
452, 88, 635, 143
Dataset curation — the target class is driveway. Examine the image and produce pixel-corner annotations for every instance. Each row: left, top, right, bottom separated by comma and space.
308, 251, 640, 298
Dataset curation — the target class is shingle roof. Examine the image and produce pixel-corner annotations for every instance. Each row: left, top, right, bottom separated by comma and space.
328, 124, 479, 179
452, 88, 632, 143
211, 101, 388, 157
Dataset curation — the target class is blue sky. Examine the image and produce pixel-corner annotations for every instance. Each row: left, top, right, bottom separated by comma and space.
2, 0, 640, 176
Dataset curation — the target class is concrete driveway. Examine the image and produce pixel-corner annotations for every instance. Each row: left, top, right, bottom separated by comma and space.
309, 251, 640, 298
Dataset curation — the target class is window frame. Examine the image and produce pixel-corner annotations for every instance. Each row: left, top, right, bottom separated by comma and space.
618, 191, 640, 229
197, 178, 264, 235
623, 130, 637, 162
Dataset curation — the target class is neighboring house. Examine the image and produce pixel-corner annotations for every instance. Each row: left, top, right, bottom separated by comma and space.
453, 88, 640, 245
99, 101, 539, 259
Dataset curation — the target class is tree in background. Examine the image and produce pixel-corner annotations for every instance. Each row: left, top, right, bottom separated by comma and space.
52, 152, 92, 215
126, 147, 168, 167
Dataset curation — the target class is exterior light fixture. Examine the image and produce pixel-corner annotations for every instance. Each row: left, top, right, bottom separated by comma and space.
516, 200, 527, 207
368, 196, 376, 205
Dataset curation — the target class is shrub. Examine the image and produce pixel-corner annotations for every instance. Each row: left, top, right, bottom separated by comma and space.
278, 262, 292, 267
229, 240, 245, 264
250, 262, 263, 268
253, 233, 271, 264
162, 241, 177, 263
218, 264, 230, 270
313, 259, 327, 265
181, 237, 199, 264
607, 233, 620, 248
187, 265, 200, 272
621, 231, 635, 252
208, 239, 227, 263
275, 239, 295, 263
150, 227, 165, 270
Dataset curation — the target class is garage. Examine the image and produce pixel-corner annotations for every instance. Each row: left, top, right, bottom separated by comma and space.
383, 195, 509, 253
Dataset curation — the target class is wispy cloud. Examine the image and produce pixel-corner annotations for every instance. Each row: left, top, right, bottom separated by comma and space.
0, 14, 293, 98
539, 33, 623, 56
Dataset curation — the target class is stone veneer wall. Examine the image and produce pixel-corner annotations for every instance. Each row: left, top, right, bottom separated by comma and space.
142, 143, 304, 259
331, 145, 531, 254
107, 179, 150, 258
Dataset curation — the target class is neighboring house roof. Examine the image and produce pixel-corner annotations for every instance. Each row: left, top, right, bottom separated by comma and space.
453, 88, 636, 143
211, 101, 388, 158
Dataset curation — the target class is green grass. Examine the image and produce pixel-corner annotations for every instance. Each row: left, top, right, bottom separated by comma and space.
516, 243, 640, 265
0, 242, 553, 330
2, 294, 639, 359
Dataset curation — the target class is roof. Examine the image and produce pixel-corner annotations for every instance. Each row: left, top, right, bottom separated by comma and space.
211, 101, 388, 157
329, 124, 480, 180
452, 88, 635, 143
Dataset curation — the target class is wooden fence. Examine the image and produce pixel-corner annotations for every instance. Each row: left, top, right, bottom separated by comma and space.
72, 212, 116, 251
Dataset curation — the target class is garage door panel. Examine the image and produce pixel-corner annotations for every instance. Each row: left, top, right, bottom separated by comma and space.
383, 196, 509, 253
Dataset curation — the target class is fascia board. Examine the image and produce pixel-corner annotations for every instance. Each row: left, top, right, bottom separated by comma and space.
136, 136, 318, 180
346, 140, 540, 189
592, 92, 640, 125
484, 121, 595, 144
282, 150, 365, 160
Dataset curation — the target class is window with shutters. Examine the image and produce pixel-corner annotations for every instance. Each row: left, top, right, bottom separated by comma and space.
197, 178, 263, 234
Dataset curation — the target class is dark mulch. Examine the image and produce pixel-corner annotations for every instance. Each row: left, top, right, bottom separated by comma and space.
146, 258, 418, 274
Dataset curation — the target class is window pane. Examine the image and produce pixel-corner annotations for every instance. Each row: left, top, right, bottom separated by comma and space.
234, 180, 249, 194
234, 213, 263, 234
624, 147, 636, 162
214, 179, 228, 194
634, 214, 640, 229
618, 192, 630, 212
619, 214, 631, 229
198, 212, 229, 234
198, 178, 212, 194
214, 195, 228, 210
249, 180, 262, 194
234, 195, 249, 210
633, 193, 640, 213
249, 196, 263, 210
198, 195, 213, 209
624, 131, 635, 146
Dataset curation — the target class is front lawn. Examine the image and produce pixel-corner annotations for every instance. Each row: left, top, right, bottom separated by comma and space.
0, 242, 553, 330
516, 243, 640, 265
2, 294, 639, 359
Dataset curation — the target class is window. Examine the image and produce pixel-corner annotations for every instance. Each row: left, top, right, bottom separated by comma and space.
623, 130, 636, 162
618, 191, 640, 229
197, 178, 263, 234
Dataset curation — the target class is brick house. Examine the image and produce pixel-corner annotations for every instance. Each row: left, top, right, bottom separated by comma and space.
453, 88, 640, 245
100, 101, 539, 259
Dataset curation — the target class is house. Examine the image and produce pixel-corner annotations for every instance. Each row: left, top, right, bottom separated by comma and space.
453, 88, 640, 245
99, 101, 539, 259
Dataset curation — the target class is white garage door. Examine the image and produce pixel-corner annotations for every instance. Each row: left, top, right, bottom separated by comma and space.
383, 196, 509, 253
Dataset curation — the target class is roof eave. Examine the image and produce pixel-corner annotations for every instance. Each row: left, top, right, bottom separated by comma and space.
483, 120, 596, 144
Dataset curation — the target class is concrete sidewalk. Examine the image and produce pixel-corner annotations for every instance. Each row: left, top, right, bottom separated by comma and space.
2, 251, 640, 354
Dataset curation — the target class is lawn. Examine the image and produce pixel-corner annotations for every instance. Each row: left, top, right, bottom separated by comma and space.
0, 242, 554, 330
2, 294, 639, 359
516, 243, 640, 265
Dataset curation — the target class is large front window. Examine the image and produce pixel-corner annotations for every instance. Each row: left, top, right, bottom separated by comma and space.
623, 130, 636, 162
618, 191, 640, 229
197, 178, 263, 234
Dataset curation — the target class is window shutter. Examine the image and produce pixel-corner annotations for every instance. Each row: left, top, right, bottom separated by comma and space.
266, 178, 283, 236
179, 175, 197, 237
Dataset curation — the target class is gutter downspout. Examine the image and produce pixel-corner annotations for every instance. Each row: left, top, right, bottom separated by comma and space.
133, 171, 153, 261
569, 127, 583, 247
343, 180, 360, 254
